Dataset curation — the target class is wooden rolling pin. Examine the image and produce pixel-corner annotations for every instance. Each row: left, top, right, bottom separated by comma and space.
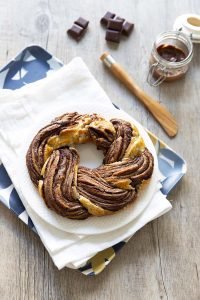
100, 52, 178, 137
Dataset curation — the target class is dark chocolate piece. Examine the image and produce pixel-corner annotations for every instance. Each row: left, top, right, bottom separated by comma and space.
107, 19, 124, 31
100, 11, 116, 26
75, 17, 89, 29
105, 29, 121, 43
115, 16, 125, 23
122, 22, 134, 36
67, 24, 85, 41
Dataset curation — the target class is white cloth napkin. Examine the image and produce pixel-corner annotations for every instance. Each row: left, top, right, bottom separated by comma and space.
0, 57, 172, 270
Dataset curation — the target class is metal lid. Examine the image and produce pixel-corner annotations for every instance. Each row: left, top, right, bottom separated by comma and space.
173, 14, 200, 44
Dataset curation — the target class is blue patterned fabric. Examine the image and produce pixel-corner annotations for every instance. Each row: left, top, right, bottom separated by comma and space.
0, 46, 186, 275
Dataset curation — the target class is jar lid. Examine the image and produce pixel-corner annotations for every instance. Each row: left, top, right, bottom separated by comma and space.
173, 14, 200, 43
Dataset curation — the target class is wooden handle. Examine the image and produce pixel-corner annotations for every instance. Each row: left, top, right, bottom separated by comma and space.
100, 53, 178, 137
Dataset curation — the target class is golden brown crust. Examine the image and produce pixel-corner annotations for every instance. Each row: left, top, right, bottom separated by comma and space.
26, 113, 154, 220
79, 196, 112, 216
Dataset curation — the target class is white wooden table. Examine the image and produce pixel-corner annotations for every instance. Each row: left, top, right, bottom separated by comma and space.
0, 0, 200, 299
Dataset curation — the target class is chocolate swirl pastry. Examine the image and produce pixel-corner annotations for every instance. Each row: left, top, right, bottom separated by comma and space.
26, 112, 154, 220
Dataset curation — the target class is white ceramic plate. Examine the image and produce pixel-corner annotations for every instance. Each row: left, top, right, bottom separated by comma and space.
18, 101, 158, 235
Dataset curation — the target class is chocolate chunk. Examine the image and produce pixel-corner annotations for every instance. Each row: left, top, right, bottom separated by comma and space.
100, 11, 116, 26
107, 19, 124, 31
74, 17, 89, 29
105, 29, 121, 43
67, 17, 89, 41
115, 16, 125, 23
122, 22, 134, 36
67, 24, 85, 41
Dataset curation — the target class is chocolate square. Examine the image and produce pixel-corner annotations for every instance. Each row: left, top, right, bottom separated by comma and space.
100, 11, 116, 26
67, 24, 85, 41
115, 16, 125, 23
74, 17, 89, 29
107, 19, 124, 31
105, 29, 121, 43
122, 22, 134, 36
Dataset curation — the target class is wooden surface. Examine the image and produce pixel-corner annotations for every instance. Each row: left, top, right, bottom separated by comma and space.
0, 0, 200, 299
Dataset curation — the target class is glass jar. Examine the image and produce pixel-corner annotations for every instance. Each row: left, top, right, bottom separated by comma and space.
147, 31, 193, 86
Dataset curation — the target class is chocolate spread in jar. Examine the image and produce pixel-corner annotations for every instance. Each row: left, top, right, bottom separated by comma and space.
157, 44, 186, 62
151, 44, 188, 82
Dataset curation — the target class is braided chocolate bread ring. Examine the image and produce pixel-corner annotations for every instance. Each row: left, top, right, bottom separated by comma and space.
26, 113, 154, 220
